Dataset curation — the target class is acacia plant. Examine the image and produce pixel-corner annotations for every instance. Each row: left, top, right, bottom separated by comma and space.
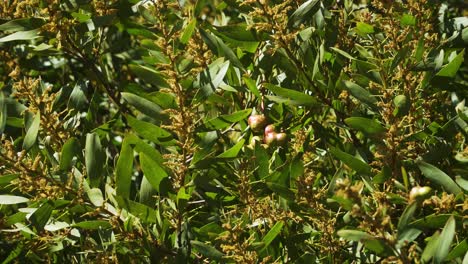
0, 0, 467, 263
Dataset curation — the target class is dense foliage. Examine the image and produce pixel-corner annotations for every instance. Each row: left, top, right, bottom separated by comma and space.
0, 0, 467, 263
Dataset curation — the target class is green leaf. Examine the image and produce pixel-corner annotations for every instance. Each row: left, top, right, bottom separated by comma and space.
398, 202, 417, 232
264, 84, 318, 106
199, 29, 244, 70
115, 197, 157, 223
421, 231, 440, 263
30, 203, 53, 231
115, 138, 134, 199
190, 241, 224, 260
417, 161, 462, 195
59, 138, 80, 172
345, 117, 386, 136
0, 29, 40, 42
216, 139, 245, 158
140, 153, 168, 193
434, 216, 456, 264
0, 174, 19, 185
204, 109, 251, 130
0, 18, 44, 31
87, 188, 104, 207
262, 221, 284, 249
139, 176, 157, 205
124, 134, 163, 164
266, 182, 295, 200
0, 92, 6, 134
436, 49, 464, 78
73, 220, 112, 229
393, 94, 410, 116
243, 77, 261, 97
400, 14, 416, 26
0, 195, 29, 205
126, 115, 175, 146
180, 18, 197, 44
1, 243, 23, 264
330, 47, 356, 61
455, 176, 468, 191
446, 239, 468, 261
337, 230, 393, 256
342, 81, 377, 108
337, 229, 373, 241
128, 64, 169, 88
329, 147, 372, 175
85, 133, 105, 188
122, 92, 164, 119
410, 214, 458, 229
22, 112, 40, 151
355, 22, 374, 36
288, 0, 320, 28
196, 58, 231, 99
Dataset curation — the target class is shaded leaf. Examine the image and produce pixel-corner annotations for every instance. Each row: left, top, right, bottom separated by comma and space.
216, 139, 245, 158
22, 112, 40, 151
126, 115, 175, 146
140, 153, 168, 193
115, 138, 134, 199
122, 92, 164, 119
289, 0, 320, 28
204, 109, 251, 130
262, 221, 284, 249
73, 221, 112, 229
190, 241, 224, 260
434, 216, 456, 263
264, 84, 318, 106
59, 137, 80, 172
30, 203, 53, 231
345, 117, 386, 136
329, 147, 372, 175
129, 64, 169, 88
342, 81, 377, 108
85, 133, 105, 188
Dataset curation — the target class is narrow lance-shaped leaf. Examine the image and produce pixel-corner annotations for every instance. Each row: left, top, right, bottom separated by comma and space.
264, 83, 318, 106
345, 117, 386, 137
417, 161, 462, 195
190, 241, 224, 260
0, 91, 6, 134
59, 137, 80, 172
436, 49, 464, 78
0, 29, 40, 42
329, 147, 372, 175
30, 202, 53, 231
0, 195, 29, 205
140, 153, 168, 193
262, 221, 284, 249
126, 115, 175, 146
204, 109, 251, 130
342, 81, 377, 109
434, 216, 456, 264
22, 112, 40, 151
216, 139, 245, 159
115, 138, 134, 199
85, 133, 105, 188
